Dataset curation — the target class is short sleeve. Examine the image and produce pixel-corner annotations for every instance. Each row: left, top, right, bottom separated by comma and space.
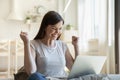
30, 40, 42, 54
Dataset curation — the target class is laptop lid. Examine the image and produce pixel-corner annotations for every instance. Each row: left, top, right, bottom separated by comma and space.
68, 55, 106, 79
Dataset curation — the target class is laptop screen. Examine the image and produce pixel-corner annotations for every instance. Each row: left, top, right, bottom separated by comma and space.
68, 55, 106, 79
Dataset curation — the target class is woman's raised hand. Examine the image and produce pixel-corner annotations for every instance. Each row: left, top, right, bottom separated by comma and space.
72, 36, 79, 46
20, 31, 30, 44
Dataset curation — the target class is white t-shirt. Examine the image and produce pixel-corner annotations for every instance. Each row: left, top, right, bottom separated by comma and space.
30, 40, 68, 78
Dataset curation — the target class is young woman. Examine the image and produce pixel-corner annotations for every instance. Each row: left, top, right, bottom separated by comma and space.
20, 11, 79, 80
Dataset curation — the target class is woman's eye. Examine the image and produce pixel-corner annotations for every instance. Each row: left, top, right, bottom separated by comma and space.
51, 28, 56, 30
59, 27, 63, 31
59, 28, 62, 30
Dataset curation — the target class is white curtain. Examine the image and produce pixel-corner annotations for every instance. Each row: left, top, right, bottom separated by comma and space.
77, 0, 115, 74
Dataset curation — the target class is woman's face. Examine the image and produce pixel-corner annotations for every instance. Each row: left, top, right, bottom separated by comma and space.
45, 21, 63, 40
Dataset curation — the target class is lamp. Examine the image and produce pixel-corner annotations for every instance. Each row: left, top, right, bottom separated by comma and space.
7, 0, 24, 21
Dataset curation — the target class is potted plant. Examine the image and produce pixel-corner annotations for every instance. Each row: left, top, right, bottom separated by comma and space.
66, 24, 73, 30
25, 16, 31, 24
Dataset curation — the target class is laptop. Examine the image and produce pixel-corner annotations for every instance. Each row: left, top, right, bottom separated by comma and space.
67, 55, 106, 79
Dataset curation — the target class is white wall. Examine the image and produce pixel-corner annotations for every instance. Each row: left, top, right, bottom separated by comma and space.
64, 0, 78, 29
0, 0, 77, 40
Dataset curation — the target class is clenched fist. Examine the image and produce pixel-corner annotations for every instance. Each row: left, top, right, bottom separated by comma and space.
72, 36, 79, 46
20, 31, 30, 44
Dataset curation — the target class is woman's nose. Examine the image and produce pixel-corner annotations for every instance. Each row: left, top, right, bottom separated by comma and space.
55, 29, 59, 33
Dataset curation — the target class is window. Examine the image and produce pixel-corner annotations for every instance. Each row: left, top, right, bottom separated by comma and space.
78, 0, 101, 52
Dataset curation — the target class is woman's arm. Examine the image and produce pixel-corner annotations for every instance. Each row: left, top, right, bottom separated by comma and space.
72, 36, 79, 59
24, 42, 37, 75
73, 44, 79, 59
65, 48, 74, 70
20, 31, 37, 75
65, 36, 79, 70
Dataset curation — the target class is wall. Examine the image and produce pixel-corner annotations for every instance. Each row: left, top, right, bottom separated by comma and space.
0, 0, 58, 40
0, 0, 77, 40
64, 0, 78, 29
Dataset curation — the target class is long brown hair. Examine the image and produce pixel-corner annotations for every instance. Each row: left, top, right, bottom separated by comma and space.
34, 11, 64, 40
